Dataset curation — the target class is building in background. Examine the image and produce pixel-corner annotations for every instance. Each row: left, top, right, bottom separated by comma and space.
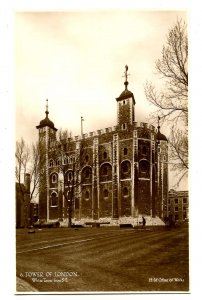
16, 173, 31, 228
36, 67, 169, 225
16, 173, 38, 227
168, 190, 189, 223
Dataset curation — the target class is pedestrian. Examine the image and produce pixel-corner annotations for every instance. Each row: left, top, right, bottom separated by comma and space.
142, 216, 146, 229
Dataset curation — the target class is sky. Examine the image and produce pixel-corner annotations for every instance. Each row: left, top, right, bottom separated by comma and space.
14, 10, 188, 189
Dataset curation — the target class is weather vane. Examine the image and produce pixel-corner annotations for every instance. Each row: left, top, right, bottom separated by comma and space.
123, 65, 130, 90
157, 116, 161, 130
124, 65, 129, 81
45, 99, 49, 115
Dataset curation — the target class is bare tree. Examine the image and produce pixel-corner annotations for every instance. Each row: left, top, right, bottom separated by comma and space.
29, 141, 46, 201
15, 138, 30, 227
51, 129, 87, 228
145, 19, 188, 182
15, 138, 30, 184
16, 138, 44, 227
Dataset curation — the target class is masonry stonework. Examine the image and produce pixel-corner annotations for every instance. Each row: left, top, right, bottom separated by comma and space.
36, 67, 169, 225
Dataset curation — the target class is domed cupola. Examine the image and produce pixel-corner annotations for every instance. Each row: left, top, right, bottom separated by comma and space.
156, 116, 167, 141
36, 99, 57, 131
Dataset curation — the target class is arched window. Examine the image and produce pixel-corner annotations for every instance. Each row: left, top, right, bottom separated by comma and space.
122, 162, 129, 174
120, 161, 131, 179
68, 171, 73, 181
139, 160, 150, 178
51, 192, 57, 206
65, 170, 73, 184
103, 151, 107, 159
124, 148, 128, 156
56, 159, 60, 166
103, 166, 108, 176
85, 169, 90, 179
51, 173, 58, 183
49, 159, 54, 167
142, 146, 147, 155
100, 163, 112, 182
85, 190, 90, 200
81, 166, 92, 183
103, 189, 109, 199
123, 187, 129, 197
75, 197, 80, 209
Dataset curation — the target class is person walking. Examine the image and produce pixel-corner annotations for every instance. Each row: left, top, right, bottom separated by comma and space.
142, 216, 146, 229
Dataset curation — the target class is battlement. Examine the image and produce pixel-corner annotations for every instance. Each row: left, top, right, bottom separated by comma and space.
72, 123, 156, 141
134, 122, 155, 131
73, 127, 114, 140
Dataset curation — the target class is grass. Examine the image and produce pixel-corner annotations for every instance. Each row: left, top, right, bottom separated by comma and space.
16, 225, 189, 292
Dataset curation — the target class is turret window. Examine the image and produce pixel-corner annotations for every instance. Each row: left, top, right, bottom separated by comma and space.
122, 123, 127, 130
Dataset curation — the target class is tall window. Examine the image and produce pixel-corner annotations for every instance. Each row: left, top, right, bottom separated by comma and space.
103, 151, 107, 159
122, 123, 127, 130
81, 166, 92, 183
52, 173, 57, 183
103, 166, 108, 176
51, 192, 57, 206
120, 160, 131, 179
123, 187, 129, 197
123, 148, 128, 155
100, 163, 112, 182
142, 146, 147, 155
103, 189, 109, 199
49, 159, 54, 167
85, 190, 90, 200
183, 198, 187, 204
85, 169, 90, 179
139, 160, 150, 178
68, 171, 72, 181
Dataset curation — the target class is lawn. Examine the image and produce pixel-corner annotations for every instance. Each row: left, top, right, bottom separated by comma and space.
16, 225, 189, 292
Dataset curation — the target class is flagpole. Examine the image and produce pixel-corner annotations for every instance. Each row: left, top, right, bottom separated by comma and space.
81, 116, 84, 137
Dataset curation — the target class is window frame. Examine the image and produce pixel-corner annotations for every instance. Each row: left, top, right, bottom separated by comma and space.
50, 192, 58, 207
52, 173, 57, 183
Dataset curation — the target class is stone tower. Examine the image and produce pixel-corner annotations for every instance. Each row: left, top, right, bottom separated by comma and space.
36, 67, 169, 225
36, 100, 57, 221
